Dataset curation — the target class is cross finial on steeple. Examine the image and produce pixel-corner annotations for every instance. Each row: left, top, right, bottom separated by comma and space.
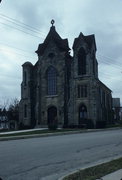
51, 19, 55, 26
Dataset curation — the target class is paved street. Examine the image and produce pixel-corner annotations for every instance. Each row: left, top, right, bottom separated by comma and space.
0, 129, 122, 180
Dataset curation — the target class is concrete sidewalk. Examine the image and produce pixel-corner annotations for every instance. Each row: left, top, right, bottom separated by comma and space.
0, 127, 121, 141
0, 128, 47, 135
101, 169, 122, 180
0, 127, 121, 135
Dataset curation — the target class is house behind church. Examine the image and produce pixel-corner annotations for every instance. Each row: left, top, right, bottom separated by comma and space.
19, 21, 113, 129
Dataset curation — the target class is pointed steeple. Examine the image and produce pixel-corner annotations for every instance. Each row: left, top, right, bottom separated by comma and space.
35, 20, 70, 55
73, 32, 96, 51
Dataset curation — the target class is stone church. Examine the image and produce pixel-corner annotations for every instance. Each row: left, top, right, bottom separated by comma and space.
19, 20, 112, 128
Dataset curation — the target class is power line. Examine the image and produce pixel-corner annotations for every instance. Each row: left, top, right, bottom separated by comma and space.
98, 54, 122, 66
0, 40, 121, 66
0, 13, 46, 36
0, 48, 35, 60
0, 21, 42, 39
0, 41, 37, 60
0, 41, 35, 55
97, 56, 122, 71
99, 61, 122, 71
98, 61, 122, 71
0, 14, 121, 58
2, 17, 43, 36
0, 44, 121, 73
99, 70, 119, 78
98, 53, 120, 62
0, 13, 121, 73
0, 43, 121, 73
0, 74, 21, 80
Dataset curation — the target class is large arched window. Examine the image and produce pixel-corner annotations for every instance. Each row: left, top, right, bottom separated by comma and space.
78, 47, 86, 75
47, 66, 57, 95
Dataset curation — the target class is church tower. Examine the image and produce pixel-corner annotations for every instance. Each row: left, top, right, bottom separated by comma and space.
70, 33, 99, 127
19, 20, 71, 128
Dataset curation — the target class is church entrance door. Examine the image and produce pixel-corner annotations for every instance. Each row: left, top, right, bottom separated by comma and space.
48, 106, 57, 127
79, 104, 87, 127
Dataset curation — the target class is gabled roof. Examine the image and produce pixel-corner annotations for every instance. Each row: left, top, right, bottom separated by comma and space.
98, 79, 112, 92
35, 26, 70, 55
73, 32, 97, 51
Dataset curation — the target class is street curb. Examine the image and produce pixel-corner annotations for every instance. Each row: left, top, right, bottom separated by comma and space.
0, 127, 121, 141
58, 162, 104, 180
0, 130, 82, 141
58, 155, 122, 180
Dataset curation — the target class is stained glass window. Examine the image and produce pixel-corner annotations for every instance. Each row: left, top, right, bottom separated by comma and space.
47, 67, 57, 95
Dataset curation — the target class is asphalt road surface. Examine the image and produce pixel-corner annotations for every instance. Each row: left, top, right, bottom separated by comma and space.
0, 129, 122, 180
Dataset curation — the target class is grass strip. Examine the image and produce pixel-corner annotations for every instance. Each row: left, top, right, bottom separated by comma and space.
63, 157, 122, 180
0, 129, 79, 137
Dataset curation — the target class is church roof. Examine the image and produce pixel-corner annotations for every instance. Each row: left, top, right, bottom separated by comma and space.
73, 33, 97, 51
35, 25, 70, 55
98, 79, 112, 92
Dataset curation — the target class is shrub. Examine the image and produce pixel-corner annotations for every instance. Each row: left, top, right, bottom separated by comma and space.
48, 123, 57, 130
18, 122, 31, 130
96, 121, 106, 128
86, 119, 94, 129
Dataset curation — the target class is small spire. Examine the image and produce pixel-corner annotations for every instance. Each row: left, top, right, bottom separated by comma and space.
51, 19, 55, 26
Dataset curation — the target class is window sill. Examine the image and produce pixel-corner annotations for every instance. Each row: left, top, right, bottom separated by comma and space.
45, 95, 58, 98
77, 97, 88, 99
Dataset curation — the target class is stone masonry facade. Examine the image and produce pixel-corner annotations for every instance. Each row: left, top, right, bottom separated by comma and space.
19, 21, 112, 128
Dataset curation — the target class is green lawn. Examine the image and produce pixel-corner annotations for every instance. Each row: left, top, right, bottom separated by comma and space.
0, 128, 80, 137
0, 125, 122, 138
63, 157, 122, 180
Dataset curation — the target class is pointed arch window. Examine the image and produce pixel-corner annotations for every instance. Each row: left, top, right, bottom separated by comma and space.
78, 47, 86, 75
47, 66, 57, 95
24, 71, 27, 86
24, 104, 27, 118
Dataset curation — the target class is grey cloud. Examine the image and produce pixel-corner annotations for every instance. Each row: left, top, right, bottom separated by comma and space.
0, 0, 122, 104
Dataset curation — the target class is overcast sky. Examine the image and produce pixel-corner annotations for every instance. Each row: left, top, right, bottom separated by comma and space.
0, 0, 122, 106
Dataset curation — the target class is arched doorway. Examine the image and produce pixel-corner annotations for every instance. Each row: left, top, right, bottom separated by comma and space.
48, 106, 57, 126
79, 104, 87, 126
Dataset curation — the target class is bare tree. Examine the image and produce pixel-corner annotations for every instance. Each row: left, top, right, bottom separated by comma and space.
0, 98, 10, 110
8, 98, 19, 122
